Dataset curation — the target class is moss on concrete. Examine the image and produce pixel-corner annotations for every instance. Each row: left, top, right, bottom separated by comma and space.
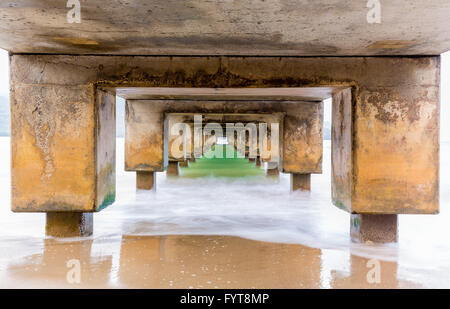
98, 191, 116, 211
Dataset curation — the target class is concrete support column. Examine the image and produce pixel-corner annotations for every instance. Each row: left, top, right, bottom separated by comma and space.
10, 56, 117, 237
167, 161, 179, 176
267, 169, 279, 176
282, 102, 323, 176
255, 157, 262, 167
46, 212, 93, 237
350, 214, 398, 243
125, 101, 167, 172
291, 173, 311, 191
136, 171, 156, 191
266, 162, 279, 176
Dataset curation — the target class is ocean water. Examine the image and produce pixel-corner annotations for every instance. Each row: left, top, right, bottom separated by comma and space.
0, 137, 449, 288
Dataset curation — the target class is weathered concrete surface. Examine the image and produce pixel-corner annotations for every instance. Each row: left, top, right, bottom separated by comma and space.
125, 101, 167, 172
1, 1, 450, 56
291, 174, 311, 192
11, 75, 116, 212
11, 84, 95, 212
117, 87, 332, 102
350, 214, 398, 243
45, 212, 93, 237
96, 90, 116, 210
283, 103, 323, 174
10, 55, 440, 214
332, 89, 352, 212
136, 171, 156, 191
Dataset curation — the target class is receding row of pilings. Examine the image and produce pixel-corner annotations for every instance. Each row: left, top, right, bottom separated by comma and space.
10, 54, 440, 243
136, 157, 310, 192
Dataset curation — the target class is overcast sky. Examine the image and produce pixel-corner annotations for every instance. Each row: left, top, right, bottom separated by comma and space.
0, 49, 448, 141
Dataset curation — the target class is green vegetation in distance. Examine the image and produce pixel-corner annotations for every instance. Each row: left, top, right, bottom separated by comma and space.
180, 145, 265, 178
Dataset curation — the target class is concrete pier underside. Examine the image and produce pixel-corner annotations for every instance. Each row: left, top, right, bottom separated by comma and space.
9, 55, 440, 241
1, 1, 450, 56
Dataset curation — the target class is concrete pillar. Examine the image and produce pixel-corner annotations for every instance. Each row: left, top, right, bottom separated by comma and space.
167, 161, 179, 176
291, 173, 311, 191
267, 168, 279, 176
10, 56, 116, 224
282, 102, 323, 175
255, 156, 262, 167
350, 214, 398, 243
266, 162, 279, 176
125, 101, 167, 172
136, 171, 156, 191
46, 212, 93, 237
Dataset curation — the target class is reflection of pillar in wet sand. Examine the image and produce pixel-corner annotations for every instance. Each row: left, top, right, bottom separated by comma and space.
118, 235, 322, 288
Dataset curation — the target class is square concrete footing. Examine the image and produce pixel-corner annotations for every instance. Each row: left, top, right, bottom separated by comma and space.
136, 171, 156, 191
350, 214, 398, 243
167, 161, 179, 176
266, 168, 279, 176
46, 212, 93, 237
179, 160, 189, 168
291, 173, 311, 191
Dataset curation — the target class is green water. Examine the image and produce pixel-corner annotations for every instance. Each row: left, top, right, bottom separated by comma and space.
180, 145, 264, 178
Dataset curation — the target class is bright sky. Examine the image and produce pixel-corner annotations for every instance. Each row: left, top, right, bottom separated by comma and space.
0, 49, 448, 141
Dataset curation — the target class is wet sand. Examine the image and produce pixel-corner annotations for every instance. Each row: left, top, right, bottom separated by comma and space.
0, 138, 449, 288
0, 235, 419, 289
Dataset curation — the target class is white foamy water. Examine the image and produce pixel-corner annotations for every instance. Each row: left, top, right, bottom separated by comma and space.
0, 137, 449, 288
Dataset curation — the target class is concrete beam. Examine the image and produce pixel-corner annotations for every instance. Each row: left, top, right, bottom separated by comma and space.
116, 87, 332, 102
1, 2, 450, 56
